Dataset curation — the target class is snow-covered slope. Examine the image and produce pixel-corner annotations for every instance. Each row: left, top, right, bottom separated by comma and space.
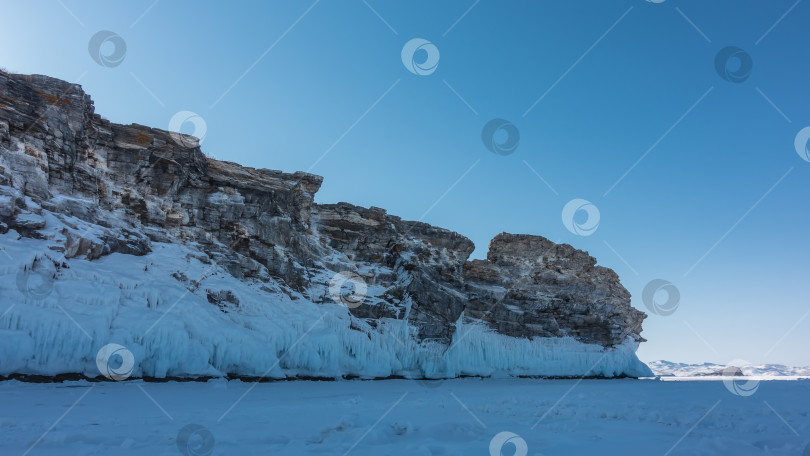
0, 69, 652, 380
0, 219, 649, 379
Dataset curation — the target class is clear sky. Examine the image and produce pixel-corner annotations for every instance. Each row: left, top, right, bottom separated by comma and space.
1, 0, 808, 366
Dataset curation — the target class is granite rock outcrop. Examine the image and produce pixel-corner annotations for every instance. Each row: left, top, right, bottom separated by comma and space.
0, 69, 650, 378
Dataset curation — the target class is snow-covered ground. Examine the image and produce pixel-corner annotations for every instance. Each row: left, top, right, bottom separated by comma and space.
1, 378, 808, 455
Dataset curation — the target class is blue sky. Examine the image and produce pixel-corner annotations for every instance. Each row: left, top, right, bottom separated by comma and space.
2, 0, 808, 366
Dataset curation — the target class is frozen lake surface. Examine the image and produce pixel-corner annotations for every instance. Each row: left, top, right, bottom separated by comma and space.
2, 377, 808, 455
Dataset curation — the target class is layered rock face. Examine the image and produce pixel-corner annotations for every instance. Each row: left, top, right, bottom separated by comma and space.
0, 70, 651, 379
464, 234, 645, 345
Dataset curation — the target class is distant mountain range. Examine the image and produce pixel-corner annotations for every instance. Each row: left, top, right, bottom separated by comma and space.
649, 360, 810, 377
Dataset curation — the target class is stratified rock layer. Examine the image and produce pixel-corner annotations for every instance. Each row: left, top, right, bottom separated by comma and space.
0, 70, 650, 378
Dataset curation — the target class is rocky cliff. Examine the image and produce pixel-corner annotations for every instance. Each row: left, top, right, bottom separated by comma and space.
0, 69, 652, 379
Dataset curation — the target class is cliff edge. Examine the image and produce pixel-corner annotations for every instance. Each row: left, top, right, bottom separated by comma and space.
0, 70, 652, 379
